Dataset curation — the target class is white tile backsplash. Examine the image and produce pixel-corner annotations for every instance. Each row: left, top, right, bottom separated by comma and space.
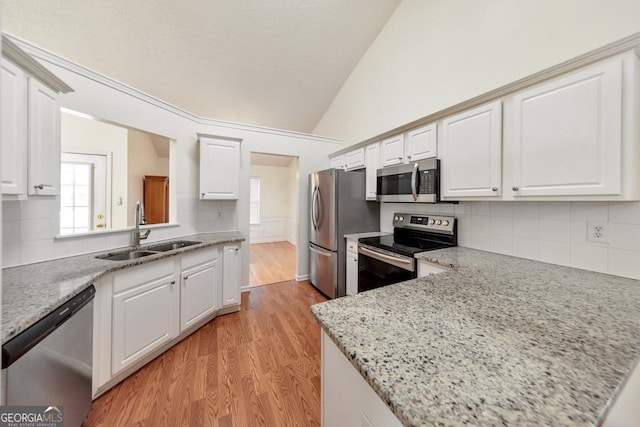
454, 200, 640, 280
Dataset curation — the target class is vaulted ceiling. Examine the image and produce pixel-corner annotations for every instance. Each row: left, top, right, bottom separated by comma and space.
2, 0, 401, 134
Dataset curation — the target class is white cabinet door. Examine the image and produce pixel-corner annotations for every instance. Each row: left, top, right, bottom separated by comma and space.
330, 154, 346, 170
112, 272, 178, 375
199, 136, 240, 200
441, 101, 502, 198
380, 135, 404, 167
27, 77, 60, 196
222, 244, 241, 307
406, 123, 437, 162
511, 59, 622, 197
181, 259, 221, 331
346, 251, 358, 296
365, 143, 379, 201
345, 148, 365, 171
1, 59, 27, 196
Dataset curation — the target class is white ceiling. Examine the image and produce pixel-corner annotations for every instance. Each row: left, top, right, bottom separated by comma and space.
2, 0, 401, 134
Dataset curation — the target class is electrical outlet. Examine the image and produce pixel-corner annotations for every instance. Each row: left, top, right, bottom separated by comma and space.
217, 210, 223, 218
587, 221, 608, 243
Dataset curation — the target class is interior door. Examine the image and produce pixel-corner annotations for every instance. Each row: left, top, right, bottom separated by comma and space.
309, 170, 336, 251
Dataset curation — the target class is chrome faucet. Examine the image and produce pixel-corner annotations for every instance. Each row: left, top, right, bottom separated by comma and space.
133, 201, 150, 248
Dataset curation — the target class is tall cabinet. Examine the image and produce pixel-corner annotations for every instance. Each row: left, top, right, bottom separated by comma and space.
144, 175, 169, 224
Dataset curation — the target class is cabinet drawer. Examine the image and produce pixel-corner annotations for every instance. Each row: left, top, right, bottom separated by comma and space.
181, 246, 219, 270
113, 259, 175, 294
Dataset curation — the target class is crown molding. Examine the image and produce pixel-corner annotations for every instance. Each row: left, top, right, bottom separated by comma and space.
330, 31, 640, 157
2, 35, 73, 93
3, 33, 345, 145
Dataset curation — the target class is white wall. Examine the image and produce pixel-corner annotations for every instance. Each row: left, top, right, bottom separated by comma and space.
127, 129, 169, 226
314, 0, 640, 142
249, 163, 295, 244
61, 112, 128, 228
381, 201, 640, 280
2, 40, 343, 287
287, 158, 299, 246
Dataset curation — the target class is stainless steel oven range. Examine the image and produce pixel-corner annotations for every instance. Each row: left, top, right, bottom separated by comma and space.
357, 213, 457, 292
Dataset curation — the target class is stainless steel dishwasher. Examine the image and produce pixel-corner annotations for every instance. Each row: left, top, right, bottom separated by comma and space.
2, 285, 95, 426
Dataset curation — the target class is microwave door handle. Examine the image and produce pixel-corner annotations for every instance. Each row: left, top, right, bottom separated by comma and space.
411, 162, 419, 202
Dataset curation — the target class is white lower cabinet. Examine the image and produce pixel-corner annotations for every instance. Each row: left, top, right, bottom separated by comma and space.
93, 243, 242, 398
222, 244, 241, 306
111, 259, 178, 376
322, 331, 402, 427
346, 238, 358, 296
180, 248, 221, 332
417, 260, 449, 278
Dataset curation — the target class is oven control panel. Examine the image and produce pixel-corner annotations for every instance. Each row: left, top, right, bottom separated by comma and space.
392, 213, 456, 234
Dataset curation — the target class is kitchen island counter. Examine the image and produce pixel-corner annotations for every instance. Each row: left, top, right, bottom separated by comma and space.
311, 247, 640, 426
2, 231, 244, 344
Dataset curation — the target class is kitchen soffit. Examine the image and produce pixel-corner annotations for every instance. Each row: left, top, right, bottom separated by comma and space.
2, 0, 401, 133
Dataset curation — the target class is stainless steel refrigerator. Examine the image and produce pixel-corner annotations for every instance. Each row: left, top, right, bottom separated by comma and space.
309, 168, 380, 298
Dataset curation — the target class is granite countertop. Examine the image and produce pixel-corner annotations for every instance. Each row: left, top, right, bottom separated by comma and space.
311, 247, 640, 426
2, 231, 244, 344
344, 231, 391, 240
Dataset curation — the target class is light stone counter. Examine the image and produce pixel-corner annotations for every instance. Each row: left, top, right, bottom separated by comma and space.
311, 247, 640, 426
2, 231, 244, 344
344, 231, 391, 240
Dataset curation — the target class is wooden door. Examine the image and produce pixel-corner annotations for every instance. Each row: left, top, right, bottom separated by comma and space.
144, 175, 169, 224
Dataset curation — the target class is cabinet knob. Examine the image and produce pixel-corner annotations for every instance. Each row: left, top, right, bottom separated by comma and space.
170, 280, 176, 286
407, 155, 412, 160
512, 186, 519, 191
397, 157, 402, 161
491, 187, 498, 192
183, 276, 188, 281
34, 184, 45, 190
234, 248, 239, 252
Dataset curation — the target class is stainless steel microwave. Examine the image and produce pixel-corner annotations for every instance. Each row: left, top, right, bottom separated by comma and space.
376, 158, 440, 203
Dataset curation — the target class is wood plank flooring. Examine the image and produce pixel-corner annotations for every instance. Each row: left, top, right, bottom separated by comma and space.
85, 280, 326, 427
249, 242, 297, 287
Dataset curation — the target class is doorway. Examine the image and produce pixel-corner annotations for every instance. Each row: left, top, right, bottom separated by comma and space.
248, 152, 299, 287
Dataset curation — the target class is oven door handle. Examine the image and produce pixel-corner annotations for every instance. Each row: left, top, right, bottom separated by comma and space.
358, 246, 415, 272
411, 162, 418, 202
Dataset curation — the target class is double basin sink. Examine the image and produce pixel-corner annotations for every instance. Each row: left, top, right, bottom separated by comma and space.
96, 240, 201, 261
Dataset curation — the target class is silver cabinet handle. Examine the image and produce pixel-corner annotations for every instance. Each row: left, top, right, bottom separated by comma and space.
183, 275, 189, 281
34, 184, 45, 190
407, 155, 412, 160
397, 157, 402, 161
492, 187, 498, 192
234, 248, 239, 253
512, 186, 519, 191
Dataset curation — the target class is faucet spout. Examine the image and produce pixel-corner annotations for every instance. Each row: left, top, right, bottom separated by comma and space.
133, 201, 150, 248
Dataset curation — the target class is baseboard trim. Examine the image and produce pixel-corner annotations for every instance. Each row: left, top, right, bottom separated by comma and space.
295, 274, 309, 281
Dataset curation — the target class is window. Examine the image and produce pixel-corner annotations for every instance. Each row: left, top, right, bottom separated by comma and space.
60, 162, 92, 235
249, 177, 261, 224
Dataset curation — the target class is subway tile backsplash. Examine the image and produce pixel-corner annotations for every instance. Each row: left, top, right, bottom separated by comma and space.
380, 201, 640, 280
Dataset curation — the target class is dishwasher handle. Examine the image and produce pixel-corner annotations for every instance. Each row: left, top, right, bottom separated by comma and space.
1, 285, 95, 369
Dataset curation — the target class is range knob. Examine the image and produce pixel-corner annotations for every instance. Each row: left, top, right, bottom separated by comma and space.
399, 216, 404, 221
428, 219, 435, 225
394, 216, 399, 221
435, 220, 442, 225
442, 220, 449, 226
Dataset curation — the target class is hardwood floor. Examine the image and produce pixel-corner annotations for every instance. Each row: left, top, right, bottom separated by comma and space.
85, 280, 327, 427
249, 242, 297, 287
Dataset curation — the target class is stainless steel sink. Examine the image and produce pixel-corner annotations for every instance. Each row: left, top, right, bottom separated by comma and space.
97, 250, 159, 261
145, 240, 201, 252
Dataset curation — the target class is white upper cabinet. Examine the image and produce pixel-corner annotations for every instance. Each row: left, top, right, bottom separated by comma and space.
406, 123, 437, 162
345, 147, 365, 171
365, 143, 379, 201
511, 59, 623, 197
199, 135, 240, 200
1, 59, 27, 195
28, 78, 61, 196
329, 154, 346, 170
380, 134, 405, 167
440, 101, 502, 198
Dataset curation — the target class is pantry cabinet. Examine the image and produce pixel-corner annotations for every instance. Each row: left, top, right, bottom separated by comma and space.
440, 101, 502, 199
510, 58, 623, 197
199, 135, 240, 200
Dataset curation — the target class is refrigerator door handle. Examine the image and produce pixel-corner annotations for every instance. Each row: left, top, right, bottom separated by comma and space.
309, 245, 332, 257
311, 188, 319, 228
